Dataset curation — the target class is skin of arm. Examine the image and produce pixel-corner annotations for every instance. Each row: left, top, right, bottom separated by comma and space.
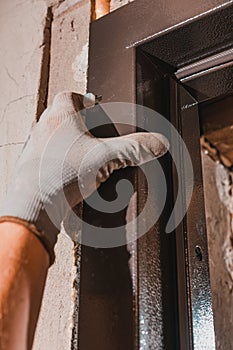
0, 222, 49, 350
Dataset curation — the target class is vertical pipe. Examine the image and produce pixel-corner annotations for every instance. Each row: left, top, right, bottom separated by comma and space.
94, 0, 111, 20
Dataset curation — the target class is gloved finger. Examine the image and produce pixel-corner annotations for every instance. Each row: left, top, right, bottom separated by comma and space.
105, 132, 169, 166
77, 131, 169, 196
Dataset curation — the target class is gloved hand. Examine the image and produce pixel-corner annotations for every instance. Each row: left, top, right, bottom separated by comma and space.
0, 92, 169, 264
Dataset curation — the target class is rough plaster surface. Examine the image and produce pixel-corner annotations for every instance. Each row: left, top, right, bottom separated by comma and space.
42, 1, 134, 347
202, 153, 233, 350
33, 230, 77, 350
215, 164, 233, 281
0, 0, 51, 206
110, 0, 134, 12
0, 0, 78, 349
0, 1, 57, 348
48, 0, 91, 103
0, 0, 48, 146
33, 1, 91, 349
52, 0, 86, 17
0, 145, 24, 203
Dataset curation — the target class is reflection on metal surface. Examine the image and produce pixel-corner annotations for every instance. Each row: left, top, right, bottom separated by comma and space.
180, 61, 233, 83
126, 1, 233, 48
181, 64, 233, 103
193, 300, 215, 349
176, 48, 233, 80
138, 225, 163, 350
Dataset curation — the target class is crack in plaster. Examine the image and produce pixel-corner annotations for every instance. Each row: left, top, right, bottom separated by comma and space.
3, 65, 19, 86
0, 94, 34, 126
36, 6, 53, 121
0, 141, 25, 148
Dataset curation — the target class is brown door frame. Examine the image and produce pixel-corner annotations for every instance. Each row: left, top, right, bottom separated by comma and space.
76, 1, 233, 349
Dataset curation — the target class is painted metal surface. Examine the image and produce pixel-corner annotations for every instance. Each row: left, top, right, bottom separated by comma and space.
140, 4, 233, 69
90, 0, 232, 51
181, 63, 233, 103
88, 0, 233, 104
78, 117, 136, 350
81, 0, 233, 348
136, 49, 179, 349
176, 48, 233, 80
179, 85, 215, 349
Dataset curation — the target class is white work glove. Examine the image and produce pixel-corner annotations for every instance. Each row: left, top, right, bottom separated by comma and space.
0, 92, 169, 264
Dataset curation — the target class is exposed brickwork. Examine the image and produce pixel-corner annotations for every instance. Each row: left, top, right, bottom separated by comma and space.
201, 127, 233, 168
202, 154, 233, 350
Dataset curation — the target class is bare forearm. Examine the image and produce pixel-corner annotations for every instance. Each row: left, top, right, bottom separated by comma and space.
0, 222, 49, 350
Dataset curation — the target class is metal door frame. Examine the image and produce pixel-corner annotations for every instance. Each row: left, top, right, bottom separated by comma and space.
77, 1, 233, 349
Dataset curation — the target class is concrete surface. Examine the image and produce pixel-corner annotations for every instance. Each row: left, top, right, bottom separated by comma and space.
110, 0, 134, 11
33, 1, 91, 349
40, 1, 135, 347
32, 230, 77, 350
0, 0, 48, 146
48, 0, 91, 103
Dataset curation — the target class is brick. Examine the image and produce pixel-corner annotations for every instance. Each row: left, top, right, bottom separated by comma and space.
201, 126, 233, 168
202, 153, 233, 349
